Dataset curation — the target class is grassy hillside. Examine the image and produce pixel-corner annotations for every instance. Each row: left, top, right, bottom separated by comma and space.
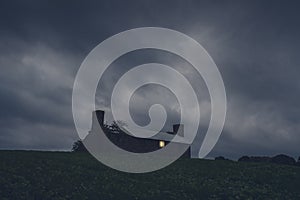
1, 151, 300, 200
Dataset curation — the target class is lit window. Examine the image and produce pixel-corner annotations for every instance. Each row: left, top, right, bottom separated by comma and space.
159, 141, 165, 148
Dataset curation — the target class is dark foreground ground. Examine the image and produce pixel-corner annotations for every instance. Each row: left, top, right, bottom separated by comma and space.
0, 151, 300, 200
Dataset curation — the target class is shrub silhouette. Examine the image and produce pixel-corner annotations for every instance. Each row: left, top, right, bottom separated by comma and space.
238, 154, 297, 166
271, 154, 296, 166
215, 156, 226, 160
238, 156, 271, 163
296, 156, 300, 166
238, 156, 250, 162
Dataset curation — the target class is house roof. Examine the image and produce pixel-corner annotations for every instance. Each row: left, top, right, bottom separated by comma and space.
119, 126, 190, 144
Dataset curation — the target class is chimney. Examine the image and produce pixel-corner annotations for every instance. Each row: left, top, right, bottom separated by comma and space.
173, 124, 184, 137
92, 110, 105, 128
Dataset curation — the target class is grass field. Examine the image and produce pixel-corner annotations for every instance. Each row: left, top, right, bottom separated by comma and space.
1, 150, 300, 200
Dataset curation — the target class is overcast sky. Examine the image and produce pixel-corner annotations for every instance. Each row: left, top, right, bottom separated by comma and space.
0, 0, 299, 159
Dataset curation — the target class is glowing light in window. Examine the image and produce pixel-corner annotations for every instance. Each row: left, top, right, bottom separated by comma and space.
159, 141, 165, 148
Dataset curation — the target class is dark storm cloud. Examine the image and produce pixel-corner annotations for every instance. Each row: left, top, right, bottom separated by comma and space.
0, 0, 299, 157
